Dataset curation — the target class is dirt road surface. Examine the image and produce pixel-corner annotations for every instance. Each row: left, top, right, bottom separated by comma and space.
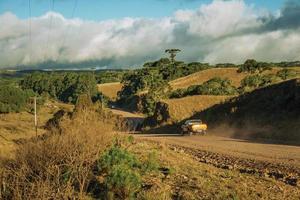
141, 135, 300, 167
138, 134, 300, 186
111, 108, 300, 168
109, 108, 300, 185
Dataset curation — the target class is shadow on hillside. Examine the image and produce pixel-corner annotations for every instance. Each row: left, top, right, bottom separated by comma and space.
185, 78, 300, 144
143, 79, 300, 146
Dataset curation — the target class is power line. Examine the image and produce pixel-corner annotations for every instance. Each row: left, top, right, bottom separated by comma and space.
25, 3, 40, 137
43, 0, 55, 62
56, 0, 79, 62
28, 0, 32, 64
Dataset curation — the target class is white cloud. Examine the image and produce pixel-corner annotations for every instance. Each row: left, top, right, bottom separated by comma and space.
174, 0, 260, 37
0, 0, 300, 69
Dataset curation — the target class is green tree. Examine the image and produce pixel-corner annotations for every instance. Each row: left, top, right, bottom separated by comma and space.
143, 58, 171, 68
0, 85, 28, 113
238, 59, 272, 74
169, 77, 237, 98
240, 74, 281, 92
20, 72, 98, 104
165, 49, 181, 64
276, 69, 297, 80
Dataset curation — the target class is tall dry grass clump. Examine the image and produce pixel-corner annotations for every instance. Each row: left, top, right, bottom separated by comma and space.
0, 95, 161, 199
0, 95, 117, 199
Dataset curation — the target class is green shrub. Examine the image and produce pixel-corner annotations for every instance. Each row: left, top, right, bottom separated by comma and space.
241, 74, 263, 89
276, 69, 297, 80
105, 164, 142, 198
260, 74, 281, 86
169, 88, 187, 98
238, 59, 272, 73
98, 145, 141, 198
199, 77, 238, 95
98, 143, 159, 198
240, 74, 281, 92
169, 77, 238, 98
0, 85, 29, 113
100, 145, 140, 169
140, 94, 157, 116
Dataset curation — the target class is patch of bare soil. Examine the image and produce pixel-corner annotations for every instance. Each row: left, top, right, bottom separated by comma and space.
170, 144, 299, 186
140, 135, 300, 187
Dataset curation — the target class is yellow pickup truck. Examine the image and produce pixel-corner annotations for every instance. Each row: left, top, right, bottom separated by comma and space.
181, 119, 207, 136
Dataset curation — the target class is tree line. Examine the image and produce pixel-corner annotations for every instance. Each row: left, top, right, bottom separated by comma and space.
20, 72, 102, 104
0, 72, 105, 113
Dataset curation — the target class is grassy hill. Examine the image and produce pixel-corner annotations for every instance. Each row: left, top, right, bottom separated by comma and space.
163, 95, 231, 121
0, 101, 73, 159
97, 82, 123, 100
193, 78, 300, 142
97, 67, 300, 101
1, 104, 298, 199
169, 67, 288, 90
97, 68, 246, 101
163, 67, 300, 122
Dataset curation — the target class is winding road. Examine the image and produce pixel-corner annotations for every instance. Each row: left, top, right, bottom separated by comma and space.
110, 108, 300, 185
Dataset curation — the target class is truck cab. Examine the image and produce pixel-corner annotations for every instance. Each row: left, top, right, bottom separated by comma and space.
181, 119, 207, 136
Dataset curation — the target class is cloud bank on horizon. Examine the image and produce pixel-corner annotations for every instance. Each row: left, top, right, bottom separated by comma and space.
1, 0, 300, 69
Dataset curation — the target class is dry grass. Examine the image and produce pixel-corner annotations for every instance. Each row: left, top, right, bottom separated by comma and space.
1, 102, 299, 199
97, 82, 123, 100
96, 67, 300, 100
0, 106, 115, 199
0, 101, 74, 159
170, 68, 246, 90
169, 67, 291, 90
132, 139, 300, 199
163, 95, 231, 121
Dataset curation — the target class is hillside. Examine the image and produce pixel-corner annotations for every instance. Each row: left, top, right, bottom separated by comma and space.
163, 95, 231, 121
2, 105, 299, 199
0, 101, 73, 159
170, 68, 246, 89
97, 82, 123, 100
193, 78, 300, 141
169, 67, 295, 90
97, 67, 300, 101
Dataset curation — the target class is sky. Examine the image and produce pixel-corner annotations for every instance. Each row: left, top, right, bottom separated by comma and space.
0, 0, 300, 69
0, 0, 286, 20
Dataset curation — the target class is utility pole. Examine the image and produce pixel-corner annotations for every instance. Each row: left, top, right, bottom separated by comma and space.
29, 96, 39, 137
34, 96, 38, 137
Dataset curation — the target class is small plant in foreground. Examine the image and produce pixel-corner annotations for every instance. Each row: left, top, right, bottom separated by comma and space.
98, 145, 141, 198
97, 140, 159, 199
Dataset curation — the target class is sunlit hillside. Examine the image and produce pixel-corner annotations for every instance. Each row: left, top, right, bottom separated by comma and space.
170, 67, 292, 90
97, 82, 123, 100
163, 95, 231, 121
